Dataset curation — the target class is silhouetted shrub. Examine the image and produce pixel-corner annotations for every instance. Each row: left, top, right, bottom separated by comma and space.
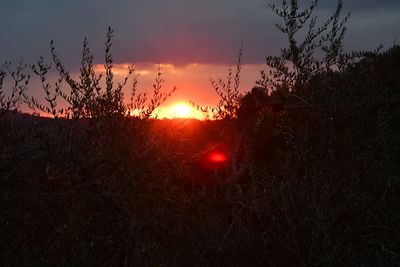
0, 61, 29, 118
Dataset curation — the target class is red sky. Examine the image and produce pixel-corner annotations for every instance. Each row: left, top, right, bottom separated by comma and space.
20, 61, 264, 118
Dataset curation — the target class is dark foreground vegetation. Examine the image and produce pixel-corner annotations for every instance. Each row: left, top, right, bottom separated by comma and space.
1, 0, 400, 266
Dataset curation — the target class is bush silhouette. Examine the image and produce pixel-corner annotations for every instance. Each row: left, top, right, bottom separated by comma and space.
28, 27, 176, 120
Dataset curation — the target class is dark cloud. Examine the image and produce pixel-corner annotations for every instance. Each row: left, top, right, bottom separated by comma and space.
0, 0, 399, 69
318, 0, 400, 10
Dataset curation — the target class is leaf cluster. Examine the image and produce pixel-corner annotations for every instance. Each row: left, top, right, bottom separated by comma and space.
193, 44, 243, 120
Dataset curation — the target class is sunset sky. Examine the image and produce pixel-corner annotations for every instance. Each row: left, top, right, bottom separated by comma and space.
1, 0, 399, 116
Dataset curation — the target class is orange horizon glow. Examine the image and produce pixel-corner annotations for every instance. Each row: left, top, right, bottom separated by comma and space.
93, 62, 263, 106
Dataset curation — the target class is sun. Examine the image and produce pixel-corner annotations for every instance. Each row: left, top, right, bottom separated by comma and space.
157, 102, 205, 119
172, 103, 191, 118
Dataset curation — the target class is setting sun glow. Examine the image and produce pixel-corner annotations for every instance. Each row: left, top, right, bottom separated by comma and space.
158, 102, 205, 120
172, 104, 191, 118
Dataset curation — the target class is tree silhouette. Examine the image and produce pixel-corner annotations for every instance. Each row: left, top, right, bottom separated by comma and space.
258, 0, 350, 94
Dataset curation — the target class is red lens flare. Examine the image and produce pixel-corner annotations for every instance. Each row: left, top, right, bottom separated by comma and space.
198, 144, 229, 171
207, 152, 227, 163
